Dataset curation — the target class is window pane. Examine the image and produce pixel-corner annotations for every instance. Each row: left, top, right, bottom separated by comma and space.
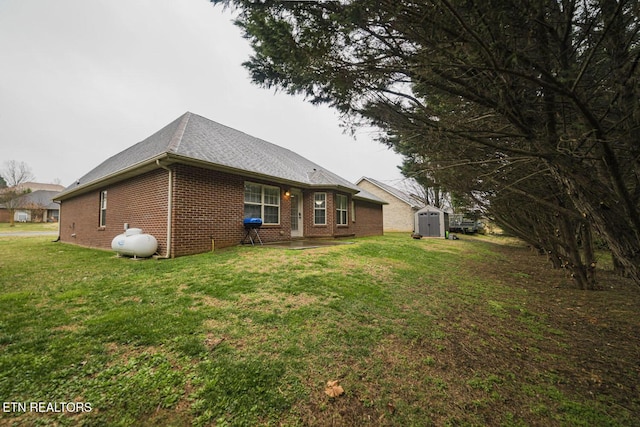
264, 206, 279, 224
244, 204, 261, 219
314, 193, 326, 208
99, 191, 107, 227
263, 187, 279, 205
314, 193, 326, 225
337, 210, 347, 225
336, 194, 348, 225
337, 194, 347, 209
244, 183, 262, 203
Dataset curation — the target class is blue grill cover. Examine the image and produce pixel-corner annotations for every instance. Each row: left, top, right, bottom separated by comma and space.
243, 218, 263, 227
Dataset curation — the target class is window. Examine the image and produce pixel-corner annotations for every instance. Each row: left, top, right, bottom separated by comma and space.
336, 194, 348, 225
244, 182, 280, 224
314, 193, 326, 225
99, 190, 107, 227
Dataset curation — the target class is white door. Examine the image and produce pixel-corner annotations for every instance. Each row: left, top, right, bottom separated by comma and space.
290, 189, 303, 238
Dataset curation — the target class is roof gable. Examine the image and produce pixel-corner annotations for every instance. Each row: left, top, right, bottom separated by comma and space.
65, 114, 186, 190
356, 177, 422, 208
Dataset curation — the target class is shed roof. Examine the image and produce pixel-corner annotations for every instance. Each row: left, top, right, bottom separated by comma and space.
56, 112, 384, 203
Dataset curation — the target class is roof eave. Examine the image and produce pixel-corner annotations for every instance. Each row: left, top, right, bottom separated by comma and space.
168, 155, 362, 193
353, 194, 388, 205
55, 153, 363, 202
54, 154, 171, 202
167, 154, 312, 188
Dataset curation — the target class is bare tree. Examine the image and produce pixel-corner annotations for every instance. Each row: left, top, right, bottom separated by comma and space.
0, 161, 35, 226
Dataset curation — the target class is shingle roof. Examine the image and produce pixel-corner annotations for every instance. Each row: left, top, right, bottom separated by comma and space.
22, 190, 60, 210
0, 190, 60, 210
57, 112, 384, 203
356, 177, 423, 208
15, 182, 65, 192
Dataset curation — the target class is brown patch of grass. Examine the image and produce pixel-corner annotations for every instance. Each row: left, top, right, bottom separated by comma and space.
195, 294, 228, 308
237, 291, 323, 312
51, 324, 82, 333
286, 236, 640, 426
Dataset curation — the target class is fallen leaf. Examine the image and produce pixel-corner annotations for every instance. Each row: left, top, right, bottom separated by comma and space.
325, 380, 344, 397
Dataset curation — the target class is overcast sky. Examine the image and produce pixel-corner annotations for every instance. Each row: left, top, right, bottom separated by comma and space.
0, 0, 405, 188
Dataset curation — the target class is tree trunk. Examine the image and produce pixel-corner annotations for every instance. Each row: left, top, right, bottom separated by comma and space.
581, 223, 597, 288
557, 215, 592, 290
550, 164, 640, 286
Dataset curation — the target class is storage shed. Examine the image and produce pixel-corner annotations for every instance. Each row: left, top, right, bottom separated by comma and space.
414, 205, 449, 238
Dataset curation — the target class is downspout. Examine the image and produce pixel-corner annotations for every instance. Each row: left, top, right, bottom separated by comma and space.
156, 159, 173, 258
52, 200, 61, 242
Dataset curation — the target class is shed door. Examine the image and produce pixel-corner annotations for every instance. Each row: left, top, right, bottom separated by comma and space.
419, 212, 441, 237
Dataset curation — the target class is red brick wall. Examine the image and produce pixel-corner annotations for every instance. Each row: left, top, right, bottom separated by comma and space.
170, 165, 291, 256
59, 169, 169, 252
59, 164, 383, 257
301, 190, 380, 238
353, 199, 384, 237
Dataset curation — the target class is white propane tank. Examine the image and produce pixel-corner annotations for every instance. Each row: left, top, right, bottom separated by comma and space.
111, 228, 158, 258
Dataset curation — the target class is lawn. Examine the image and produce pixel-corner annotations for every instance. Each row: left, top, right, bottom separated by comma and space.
0, 222, 59, 233
0, 233, 638, 426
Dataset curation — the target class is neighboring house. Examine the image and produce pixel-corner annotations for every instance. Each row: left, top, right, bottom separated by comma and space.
54, 112, 386, 257
355, 177, 422, 232
14, 182, 66, 193
0, 183, 64, 223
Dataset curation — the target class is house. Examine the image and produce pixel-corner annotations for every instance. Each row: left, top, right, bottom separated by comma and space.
54, 112, 386, 257
0, 183, 64, 223
355, 177, 422, 232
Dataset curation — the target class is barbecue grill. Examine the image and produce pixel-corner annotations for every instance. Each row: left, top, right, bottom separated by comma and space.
242, 218, 263, 245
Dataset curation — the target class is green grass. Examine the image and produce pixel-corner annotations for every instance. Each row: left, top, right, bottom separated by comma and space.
0, 233, 638, 426
0, 222, 59, 233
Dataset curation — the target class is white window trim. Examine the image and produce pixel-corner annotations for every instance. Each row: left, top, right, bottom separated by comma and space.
99, 190, 107, 227
314, 192, 327, 225
244, 182, 281, 225
336, 194, 348, 226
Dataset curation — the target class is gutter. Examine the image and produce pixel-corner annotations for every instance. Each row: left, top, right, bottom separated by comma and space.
155, 159, 173, 259
53, 154, 172, 202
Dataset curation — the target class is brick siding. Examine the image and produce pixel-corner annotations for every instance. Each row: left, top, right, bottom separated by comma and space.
170, 165, 292, 257
59, 169, 168, 252
59, 164, 383, 257
353, 199, 385, 237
